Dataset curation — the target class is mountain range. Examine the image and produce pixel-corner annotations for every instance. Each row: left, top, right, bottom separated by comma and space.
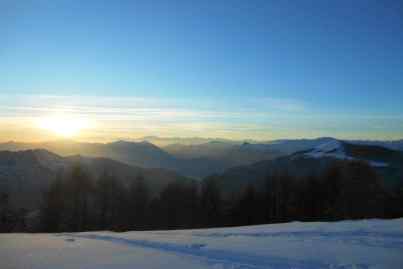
3, 137, 401, 178
0, 140, 225, 178
0, 139, 282, 178
136, 136, 403, 152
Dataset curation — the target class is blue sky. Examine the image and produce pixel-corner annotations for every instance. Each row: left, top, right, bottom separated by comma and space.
0, 0, 402, 141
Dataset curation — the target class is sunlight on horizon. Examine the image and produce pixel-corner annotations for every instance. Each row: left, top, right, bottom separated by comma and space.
36, 115, 94, 138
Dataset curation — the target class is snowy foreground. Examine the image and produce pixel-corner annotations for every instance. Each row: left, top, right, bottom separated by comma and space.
1, 219, 403, 269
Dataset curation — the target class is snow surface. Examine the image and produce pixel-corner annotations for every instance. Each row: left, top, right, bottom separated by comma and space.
2, 218, 403, 269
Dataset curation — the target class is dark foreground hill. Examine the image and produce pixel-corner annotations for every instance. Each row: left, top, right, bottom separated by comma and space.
0, 149, 190, 210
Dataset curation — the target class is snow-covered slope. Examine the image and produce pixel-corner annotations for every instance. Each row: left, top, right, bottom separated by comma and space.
2, 218, 403, 269
302, 140, 389, 167
304, 140, 348, 159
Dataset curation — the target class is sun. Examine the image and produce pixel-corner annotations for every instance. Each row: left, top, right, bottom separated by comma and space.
37, 116, 89, 138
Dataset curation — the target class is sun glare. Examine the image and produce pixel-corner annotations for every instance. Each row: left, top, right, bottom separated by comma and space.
37, 116, 90, 138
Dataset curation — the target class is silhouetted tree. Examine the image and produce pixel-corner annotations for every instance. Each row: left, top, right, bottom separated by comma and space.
65, 165, 94, 231
128, 174, 150, 230
232, 184, 262, 226
265, 173, 295, 222
201, 178, 222, 227
96, 171, 123, 230
396, 180, 403, 216
337, 161, 386, 219
157, 181, 200, 229
40, 177, 64, 232
34, 159, 401, 233
0, 191, 13, 232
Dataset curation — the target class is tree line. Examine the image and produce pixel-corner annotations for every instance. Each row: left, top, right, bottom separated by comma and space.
1, 160, 403, 233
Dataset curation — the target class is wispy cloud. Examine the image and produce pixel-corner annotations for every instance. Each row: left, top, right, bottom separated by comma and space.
0, 94, 402, 142
0, 94, 305, 120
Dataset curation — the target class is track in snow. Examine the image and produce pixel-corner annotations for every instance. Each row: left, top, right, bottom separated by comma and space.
62, 233, 369, 269
191, 230, 403, 249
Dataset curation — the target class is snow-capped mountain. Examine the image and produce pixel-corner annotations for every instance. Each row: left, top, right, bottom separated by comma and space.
301, 140, 389, 167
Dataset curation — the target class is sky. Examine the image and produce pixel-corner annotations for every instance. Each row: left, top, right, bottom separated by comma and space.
1, 0, 402, 142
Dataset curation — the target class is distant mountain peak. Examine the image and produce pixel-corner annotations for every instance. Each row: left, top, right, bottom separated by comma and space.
139, 140, 155, 146
110, 140, 132, 145
110, 140, 157, 147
